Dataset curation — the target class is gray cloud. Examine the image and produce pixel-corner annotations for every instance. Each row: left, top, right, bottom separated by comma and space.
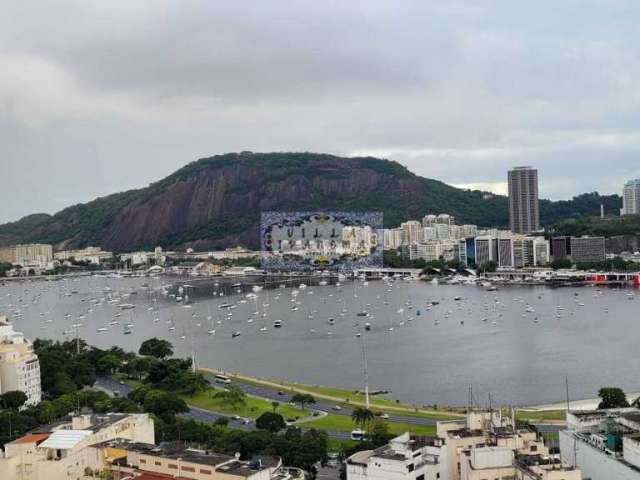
1, 0, 639, 222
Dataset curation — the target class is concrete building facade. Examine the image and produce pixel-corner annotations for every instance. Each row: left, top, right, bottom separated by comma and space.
508, 167, 540, 234
0, 317, 41, 406
622, 179, 640, 215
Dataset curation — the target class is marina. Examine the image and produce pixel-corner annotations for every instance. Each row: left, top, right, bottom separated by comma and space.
1, 274, 639, 406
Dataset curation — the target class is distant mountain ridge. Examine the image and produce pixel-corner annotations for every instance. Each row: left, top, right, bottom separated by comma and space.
0, 152, 621, 251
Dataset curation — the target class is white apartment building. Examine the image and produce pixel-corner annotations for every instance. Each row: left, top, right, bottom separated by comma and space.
401, 221, 422, 245
384, 229, 404, 250
422, 227, 437, 242
622, 179, 640, 215
0, 413, 155, 480
435, 224, 450, 240
513, 236, 550, 268
346, 432, 443, 480
409, 240, 467, 264
54, 246, 113, 264
449, 225, 466, 240
560, 408, 640, 479
0, 244, 53, 269
0, 317, 41, 406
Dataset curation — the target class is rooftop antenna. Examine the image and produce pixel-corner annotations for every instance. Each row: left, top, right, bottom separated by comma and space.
565, 376, 571, 413
488, 393, 494, 434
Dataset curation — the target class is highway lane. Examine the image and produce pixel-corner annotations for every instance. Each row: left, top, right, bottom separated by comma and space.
95, 376, 565, 440
94, 376, 349, 438
203, 373, 440, 426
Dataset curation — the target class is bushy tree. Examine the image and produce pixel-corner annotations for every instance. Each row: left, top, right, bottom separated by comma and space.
598, 387, 629, 409
256, 412, 286, 432
139, 338, 173, 359
291, 393, 315, 411
0, 391, 28, 411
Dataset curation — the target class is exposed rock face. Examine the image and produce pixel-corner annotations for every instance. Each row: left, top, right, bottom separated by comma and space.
98, 154, 438, 250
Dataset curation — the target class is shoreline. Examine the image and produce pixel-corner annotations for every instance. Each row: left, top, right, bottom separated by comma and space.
199, 367, 640, 416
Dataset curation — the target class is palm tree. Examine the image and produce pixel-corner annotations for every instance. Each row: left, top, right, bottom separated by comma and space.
351, 407, 375, 431
271, 401, 280, 413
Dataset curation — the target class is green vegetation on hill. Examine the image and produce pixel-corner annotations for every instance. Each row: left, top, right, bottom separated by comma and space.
0, 152, 623, 251
551, 214, 640, 237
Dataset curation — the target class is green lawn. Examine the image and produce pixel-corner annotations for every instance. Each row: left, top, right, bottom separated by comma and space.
327, 438, 357, 452
516, 410, 566, 422
233, 377, 458, 420
183, 387, 308, 420
305, 413, 437, 436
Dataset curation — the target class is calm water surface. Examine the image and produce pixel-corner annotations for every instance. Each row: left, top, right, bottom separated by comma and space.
1, 275, 638, 406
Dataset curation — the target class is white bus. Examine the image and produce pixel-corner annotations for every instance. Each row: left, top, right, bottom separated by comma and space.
214, 374, 232, 384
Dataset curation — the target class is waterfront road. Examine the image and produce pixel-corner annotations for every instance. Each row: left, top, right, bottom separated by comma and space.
94, 376, 562, 442
94, 376, 351, 438
200, 372, 441, 427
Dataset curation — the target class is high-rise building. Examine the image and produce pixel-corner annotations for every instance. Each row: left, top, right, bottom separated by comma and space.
622, 179, 640, 215
422, 227, 437, 242
0, 316, 41, 406
400, 221, 422, 245
383, 228, 403, 250
508, 167, 540, 234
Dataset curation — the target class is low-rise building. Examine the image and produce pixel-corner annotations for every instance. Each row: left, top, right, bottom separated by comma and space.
346, 432, 443, 480
54, 246, 113, 264
0, 316, 41, 406
560, 408, 640, 479
0, 413, 155, 480
94, 439, 284, 480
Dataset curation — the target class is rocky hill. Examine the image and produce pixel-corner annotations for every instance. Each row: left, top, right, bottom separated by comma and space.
0, 152, 621, 251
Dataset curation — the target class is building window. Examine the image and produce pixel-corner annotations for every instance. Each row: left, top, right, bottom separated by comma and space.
407, 463, 414, 472
155, 461, 161, 466
182, 466, 195, 472
200, 469, 212, 475
168, 464, 178, 470
416, 475, 424, 480
140, 459, 146, 464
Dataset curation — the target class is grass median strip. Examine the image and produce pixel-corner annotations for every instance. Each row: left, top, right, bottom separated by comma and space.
182, 387, 308, 420
305, 413, 437, 436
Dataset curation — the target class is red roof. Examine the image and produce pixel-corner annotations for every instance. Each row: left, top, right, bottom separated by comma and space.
9, 433, 51, 445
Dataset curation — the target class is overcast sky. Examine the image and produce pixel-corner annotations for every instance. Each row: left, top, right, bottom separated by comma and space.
1, 1, 639, 223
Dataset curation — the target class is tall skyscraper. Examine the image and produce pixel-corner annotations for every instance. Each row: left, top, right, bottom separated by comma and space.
508, 166, 540, 234
622, 179, 640, 215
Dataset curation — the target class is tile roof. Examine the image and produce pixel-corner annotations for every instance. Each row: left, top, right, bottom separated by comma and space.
9, 433, 51, 445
